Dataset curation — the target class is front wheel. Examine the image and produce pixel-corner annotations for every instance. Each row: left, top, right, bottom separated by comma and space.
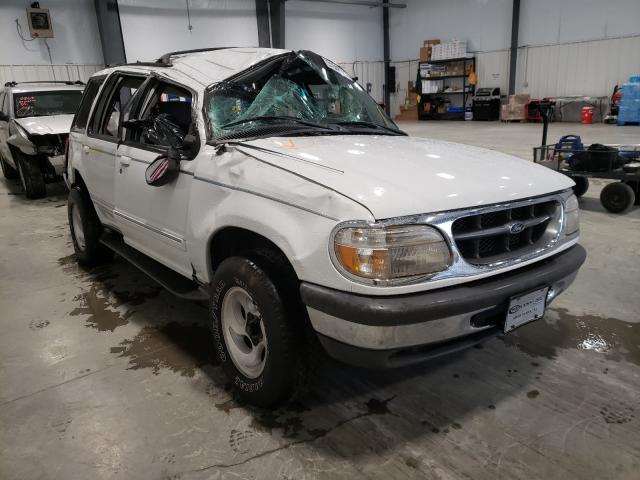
211, 256, 301, 407
16, 154, 46, 198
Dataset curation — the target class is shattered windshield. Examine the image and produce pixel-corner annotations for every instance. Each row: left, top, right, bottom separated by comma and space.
205, 51, 403, 141
13, 90, 83, 118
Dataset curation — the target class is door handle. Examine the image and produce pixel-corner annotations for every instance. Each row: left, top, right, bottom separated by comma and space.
83, 145, 90, 153
119, 156, 131, 167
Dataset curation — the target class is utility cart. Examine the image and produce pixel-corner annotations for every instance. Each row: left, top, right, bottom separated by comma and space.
532, 103, 640, 213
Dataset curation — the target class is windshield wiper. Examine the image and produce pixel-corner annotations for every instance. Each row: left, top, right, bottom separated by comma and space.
331, 121, 405, 135
221, 115, 335, 131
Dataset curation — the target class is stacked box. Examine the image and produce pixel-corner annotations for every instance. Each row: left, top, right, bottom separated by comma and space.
501, 94, 530, 121
431, 39, 467, 60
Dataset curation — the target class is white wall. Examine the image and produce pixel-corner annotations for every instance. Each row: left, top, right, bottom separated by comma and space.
285, 0, 383, 63
118, 0, 259, 62
387, 0, 640, 117
0, 0, 103, 81
519, 0, 640, 46
285, 1, 384, 102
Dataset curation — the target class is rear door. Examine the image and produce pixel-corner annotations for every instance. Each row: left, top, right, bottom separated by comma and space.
83, 73, 146, 225
114, 78, 197, 276
68, 75, 105, 184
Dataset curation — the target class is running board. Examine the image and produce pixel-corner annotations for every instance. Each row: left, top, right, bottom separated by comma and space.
100, 231, 208, 302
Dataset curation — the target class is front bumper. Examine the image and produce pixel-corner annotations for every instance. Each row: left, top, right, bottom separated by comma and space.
301, 244, 586, 368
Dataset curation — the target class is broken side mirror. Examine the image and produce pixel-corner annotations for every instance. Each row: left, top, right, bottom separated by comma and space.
145, 148, 180, 187
180, 133, 200, 159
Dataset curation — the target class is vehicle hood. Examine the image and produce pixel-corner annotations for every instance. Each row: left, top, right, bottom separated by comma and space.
13, 115, 74, 135
239, 135, 574, 219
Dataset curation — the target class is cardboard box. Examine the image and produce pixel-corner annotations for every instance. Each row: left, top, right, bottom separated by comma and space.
408, 81, 416, 94
501, 103, 526, 121
420, 39, 440, 61
419, 47, 430, 62
509, 94, 530, 105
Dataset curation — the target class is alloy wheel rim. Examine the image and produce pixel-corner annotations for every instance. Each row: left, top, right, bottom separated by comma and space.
71, 205, 86, 251
221, 286, 267, 379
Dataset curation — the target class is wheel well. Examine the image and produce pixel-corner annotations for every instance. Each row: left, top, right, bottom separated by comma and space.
72, 169, 89, 193
209, 227, 298, 280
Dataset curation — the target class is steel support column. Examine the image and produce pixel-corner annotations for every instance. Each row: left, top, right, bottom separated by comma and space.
255, 0, 271, 47
269, 0, 285, 49
508, 0, 520, 95
383, 1, 390, 114
94, 0, 126, 65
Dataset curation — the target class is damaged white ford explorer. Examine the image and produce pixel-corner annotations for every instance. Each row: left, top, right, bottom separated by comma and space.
66, 48, 586, 406
0, 81, 84, 198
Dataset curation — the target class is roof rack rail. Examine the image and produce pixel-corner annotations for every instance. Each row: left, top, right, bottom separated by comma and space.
156, 47, 237, 66
4, 80, 85, 87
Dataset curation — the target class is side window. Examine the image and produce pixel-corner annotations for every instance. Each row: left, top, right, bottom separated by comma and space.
89, 74, 145, 140
72, 76, 105, 131
131, 82, 193, 149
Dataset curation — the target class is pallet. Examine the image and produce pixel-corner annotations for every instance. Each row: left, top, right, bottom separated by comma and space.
617, 121, 639, 126
501, 118, 526, 123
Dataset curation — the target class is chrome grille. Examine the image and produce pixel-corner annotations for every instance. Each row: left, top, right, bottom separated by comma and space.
451, 200, 560, 264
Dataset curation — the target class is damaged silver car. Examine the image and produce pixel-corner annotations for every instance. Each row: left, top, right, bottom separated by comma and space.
0, 81, 84, 198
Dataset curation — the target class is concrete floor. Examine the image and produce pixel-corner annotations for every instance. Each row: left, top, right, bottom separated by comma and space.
1, 121, 639, 480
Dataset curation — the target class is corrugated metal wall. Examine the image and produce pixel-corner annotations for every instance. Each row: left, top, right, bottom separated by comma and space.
0, 64, 104, 87
516, 35, 640, 98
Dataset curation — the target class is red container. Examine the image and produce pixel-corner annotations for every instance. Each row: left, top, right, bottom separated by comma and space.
581, 106, 594, 124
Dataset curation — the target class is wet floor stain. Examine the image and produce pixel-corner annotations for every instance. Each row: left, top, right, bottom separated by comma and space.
29, 319, 50, 330
600, 403, 635, 425
70, 286, 133, 332
501, 307, 640, 365
110, 322, 214, 376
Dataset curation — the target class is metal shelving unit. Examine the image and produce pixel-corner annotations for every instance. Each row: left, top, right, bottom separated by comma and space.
417, 57, 476, 120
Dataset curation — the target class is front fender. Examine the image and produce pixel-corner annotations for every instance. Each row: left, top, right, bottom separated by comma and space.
7, 121, 36, 155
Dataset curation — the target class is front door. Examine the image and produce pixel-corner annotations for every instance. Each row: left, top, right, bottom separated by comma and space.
83, 73, 146, 225
114, 79, 197, 277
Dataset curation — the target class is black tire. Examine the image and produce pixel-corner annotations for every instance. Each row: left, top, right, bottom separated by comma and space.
16, 153, 46, 198
571, 176, 589, 198
623, 181, 640, 205
68, 186, 113, 266
0, 154, 18, 180
210, 255, 302, 407
600, 182, 636, 213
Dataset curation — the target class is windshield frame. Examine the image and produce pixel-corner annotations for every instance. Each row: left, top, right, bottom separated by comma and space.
202, 51, 405, 144
13, 89, 84, 118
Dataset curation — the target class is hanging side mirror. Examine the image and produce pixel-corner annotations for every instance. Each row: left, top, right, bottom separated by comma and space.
145, 148, 180, 187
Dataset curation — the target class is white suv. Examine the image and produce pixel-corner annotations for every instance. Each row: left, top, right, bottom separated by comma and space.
0, 81, 84, 197
66, 48, 585, 407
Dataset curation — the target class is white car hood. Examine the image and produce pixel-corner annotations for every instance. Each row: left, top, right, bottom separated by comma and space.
14, 115, 74, 135
240, 135, 574, 219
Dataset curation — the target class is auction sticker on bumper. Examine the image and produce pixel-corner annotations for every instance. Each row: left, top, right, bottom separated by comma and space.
504, 287, 549, 333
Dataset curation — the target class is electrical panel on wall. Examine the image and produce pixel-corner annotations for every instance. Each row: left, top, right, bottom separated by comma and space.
27, 6, 54, 38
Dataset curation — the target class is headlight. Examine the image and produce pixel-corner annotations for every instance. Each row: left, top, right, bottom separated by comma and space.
564, 193, 580, 235
332, 224, 452, 282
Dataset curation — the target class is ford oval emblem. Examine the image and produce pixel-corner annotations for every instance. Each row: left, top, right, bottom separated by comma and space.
510, 222, 525, 234
508, 305, 522, 314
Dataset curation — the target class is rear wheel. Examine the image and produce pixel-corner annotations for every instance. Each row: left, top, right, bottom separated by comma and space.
571, 176, 589, 198
600, 182, 635, 213
210, 255, 303, 408
16, 153, 46, 198
0, 154, 18, 180
68, 186, 113, 266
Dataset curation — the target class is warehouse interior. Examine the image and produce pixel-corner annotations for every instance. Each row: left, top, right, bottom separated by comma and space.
1, 1, 639, 479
